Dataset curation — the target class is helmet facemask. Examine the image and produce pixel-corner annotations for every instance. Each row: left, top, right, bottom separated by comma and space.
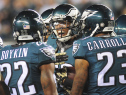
49, 4, 81, 42
50, 17, 78, 42
42, 23, 51, 42
41, 8, 54, 42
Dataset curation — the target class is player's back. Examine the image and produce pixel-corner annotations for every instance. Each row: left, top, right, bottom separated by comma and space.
0, 42, 55, 95
73, 35, 126, 95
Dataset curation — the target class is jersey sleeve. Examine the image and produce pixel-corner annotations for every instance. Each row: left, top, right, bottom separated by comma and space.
72, 39, 88, 59
37, 42, 56, 67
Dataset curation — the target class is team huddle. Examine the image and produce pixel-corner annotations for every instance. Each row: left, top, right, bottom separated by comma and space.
0, 3, 126, 95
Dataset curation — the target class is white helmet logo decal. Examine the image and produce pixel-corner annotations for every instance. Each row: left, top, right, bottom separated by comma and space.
81, 10, 98, 20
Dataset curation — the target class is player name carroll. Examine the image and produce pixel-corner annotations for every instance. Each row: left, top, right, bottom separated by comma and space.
87, 37, 126, 51
0, 48, 28, 60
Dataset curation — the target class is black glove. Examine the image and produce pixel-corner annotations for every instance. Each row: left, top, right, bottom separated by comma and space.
55, 52, 68, 63
55, 66, 67, 85
56, 75, 67, 85
56, 76, 71, 95
55, 66, 72, 95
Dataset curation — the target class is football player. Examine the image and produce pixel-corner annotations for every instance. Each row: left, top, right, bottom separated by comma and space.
48, 3, 82, 95
0, 37, 10, 95
71, 4, 126, 95
41, 8, 59, 87
114, 14, 126, 35
0, 9, 58, 95
41, 8, 56, 42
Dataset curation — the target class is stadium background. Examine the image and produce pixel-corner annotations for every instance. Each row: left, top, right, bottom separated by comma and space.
0, 0, 126, 46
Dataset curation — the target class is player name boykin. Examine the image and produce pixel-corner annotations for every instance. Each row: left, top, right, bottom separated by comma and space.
87, 37, 126, 51
0, 48, 28, 60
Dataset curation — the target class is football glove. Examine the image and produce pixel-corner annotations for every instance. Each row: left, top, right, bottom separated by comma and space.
55, 52, 68, 64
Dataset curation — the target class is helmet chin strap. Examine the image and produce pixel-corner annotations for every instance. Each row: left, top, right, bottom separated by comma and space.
90, 24, 99, 37
58, 36, 72, 42
13, 32, 17, 40
37, 30, 42, 42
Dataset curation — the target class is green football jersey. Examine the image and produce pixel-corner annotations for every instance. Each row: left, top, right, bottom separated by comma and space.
0, 42, 56, 95
73, 35, 126, 95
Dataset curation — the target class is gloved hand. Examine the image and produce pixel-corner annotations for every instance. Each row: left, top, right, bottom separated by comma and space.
56, 76, 67, 85
55, 52, 68, 64
55, 66, 67, 85
55, 67, 71, 95
56, 75, 71, 95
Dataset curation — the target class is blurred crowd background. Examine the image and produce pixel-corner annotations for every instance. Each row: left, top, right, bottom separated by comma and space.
0, 0, 126, 46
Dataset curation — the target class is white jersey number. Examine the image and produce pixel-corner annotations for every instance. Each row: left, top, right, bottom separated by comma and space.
97, 49, 126, 86
0, 61, 36, 95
